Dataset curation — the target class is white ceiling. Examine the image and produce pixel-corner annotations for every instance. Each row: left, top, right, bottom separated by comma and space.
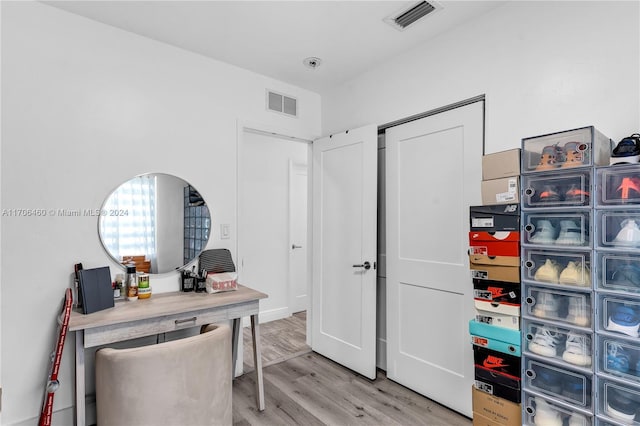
44, 1, 506, 93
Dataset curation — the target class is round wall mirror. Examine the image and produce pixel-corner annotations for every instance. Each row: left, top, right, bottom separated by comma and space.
98, 173, 211, 274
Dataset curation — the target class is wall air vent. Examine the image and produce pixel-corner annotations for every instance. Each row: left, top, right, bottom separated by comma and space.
267, 90, 298, 117
384, 1, 440, 31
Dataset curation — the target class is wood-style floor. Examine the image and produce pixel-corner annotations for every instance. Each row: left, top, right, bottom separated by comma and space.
235, 312, 472, 426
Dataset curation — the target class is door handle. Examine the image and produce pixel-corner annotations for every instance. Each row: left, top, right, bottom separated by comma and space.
292, 244, 303, 249
352, 261, 371, 270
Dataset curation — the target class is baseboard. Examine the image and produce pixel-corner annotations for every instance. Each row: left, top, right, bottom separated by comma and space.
14, 398, 96, 426
241, 306, 289, 327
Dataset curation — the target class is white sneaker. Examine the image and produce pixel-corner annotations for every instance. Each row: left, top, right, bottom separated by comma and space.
613, 219, 640, 246
562, 332, 592, 366
533, 291, 560, 319
566, 297, 591, 327
555, 220, 585, 245
534, 398, 563, 426
567, 412, 588, 426
529, 327, 560, 357
559, 261, 591, 287
535, 259, 560, 283
530, 220, 557, 244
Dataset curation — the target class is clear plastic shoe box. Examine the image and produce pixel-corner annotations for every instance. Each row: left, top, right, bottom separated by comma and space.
523, 211, 592, 247
597, 294, 640, 339
522, 169, 593, 209
524, 319, 594, 368
597, 164, 640, 207
524, 284, 593, 328
522, 248, 593, 289
595, 210, 640, 249
523, 392, 592, 426
524, 357, 593, 409
521, 126, 613, 174
597, 334, 640, 384
596, 252, 640, 295
597, 377, 640, 425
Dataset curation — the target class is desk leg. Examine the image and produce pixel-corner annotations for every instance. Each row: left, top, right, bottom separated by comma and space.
75, 331, 85, 426
231, 318, 241, 378
250, 314, 265, 411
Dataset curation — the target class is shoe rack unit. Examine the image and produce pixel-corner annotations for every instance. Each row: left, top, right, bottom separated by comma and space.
520, 126, 614, 426
594, 164, 640, 426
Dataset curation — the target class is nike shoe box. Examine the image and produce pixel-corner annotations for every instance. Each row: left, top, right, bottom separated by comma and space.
522, 169, 592, 209
475, 372, 521, 404
469, 319, 521, 356
481, 176, 520, 205
482, 149, 521, 181
469, 254, 520, 283
475, 311, 520, 331
470, 204, 519, 232
469, 231, 520, 257
521, 125, 612, 174
597, 164, 640, 206
474, 346, 521, 381
474, 279, 521, 317
472, 386, 522, 426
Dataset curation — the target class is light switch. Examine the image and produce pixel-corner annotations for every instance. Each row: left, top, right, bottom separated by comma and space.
220, 224, 230, 239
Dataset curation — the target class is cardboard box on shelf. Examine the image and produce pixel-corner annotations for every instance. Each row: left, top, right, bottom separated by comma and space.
470, 205, 520, 232
469, 231, 520, 257
475, 311, 520, 331
481, 177, 520, 205
482, 148, 521, 180
472, 385, 521, 425
469, 255, 520, 283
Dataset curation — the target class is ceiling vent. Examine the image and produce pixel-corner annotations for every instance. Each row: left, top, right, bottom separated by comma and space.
384, 1, 440, 31
267, 90, 297, 117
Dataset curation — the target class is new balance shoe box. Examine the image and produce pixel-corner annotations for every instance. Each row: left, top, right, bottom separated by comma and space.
470, 204, 520, 233
472, 386, 522, 426
481, 177, 520, 205
474, 279, 521, 317
469, 319, 521, 356
469, 254, 520, 283
483, 149, 521, 180
469, 231, 520, 257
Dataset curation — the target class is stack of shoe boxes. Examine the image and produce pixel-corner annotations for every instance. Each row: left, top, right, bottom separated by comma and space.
519, 126, 613, 426
594, 162, 640, 425
469, 148, 522, 426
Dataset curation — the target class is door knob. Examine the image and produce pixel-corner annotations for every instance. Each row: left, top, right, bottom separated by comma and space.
352, 261, 371, 270
292, 244, 303, 249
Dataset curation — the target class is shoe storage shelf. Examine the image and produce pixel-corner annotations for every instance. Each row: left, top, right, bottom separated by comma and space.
594, 164, 640, 426
520, 127, 614, 425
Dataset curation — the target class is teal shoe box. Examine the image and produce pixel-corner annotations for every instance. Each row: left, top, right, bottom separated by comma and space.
469, 319, 521, 356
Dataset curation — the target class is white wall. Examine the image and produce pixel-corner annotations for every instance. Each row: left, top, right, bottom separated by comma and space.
322, 0, 640, 371
0, 2, 320, 424
322, 1, 640, 148
239, 131, 309, 323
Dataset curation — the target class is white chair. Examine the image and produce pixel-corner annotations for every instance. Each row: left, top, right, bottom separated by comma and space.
96, 323, 232, 426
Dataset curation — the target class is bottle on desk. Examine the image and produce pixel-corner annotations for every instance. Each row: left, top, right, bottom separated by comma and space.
125, 265, 138, 301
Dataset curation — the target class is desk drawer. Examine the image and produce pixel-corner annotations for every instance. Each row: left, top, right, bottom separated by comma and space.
83, 302, 258, 347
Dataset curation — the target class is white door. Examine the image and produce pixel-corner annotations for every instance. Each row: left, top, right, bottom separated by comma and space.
289, 161, 308, 314
386, 101, 483, 417
312, 124, 378, 379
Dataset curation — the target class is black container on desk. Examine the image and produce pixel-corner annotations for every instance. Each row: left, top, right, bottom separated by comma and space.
181, 271, 195, 292
195, 276, 207, 293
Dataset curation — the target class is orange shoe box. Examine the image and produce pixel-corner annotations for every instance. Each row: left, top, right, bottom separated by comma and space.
469, 231, 520, 257
469, 255, 520, 283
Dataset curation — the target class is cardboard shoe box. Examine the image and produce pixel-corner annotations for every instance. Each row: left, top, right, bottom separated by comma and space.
482, 149, 521, 180
481, 177, 520, 205
469, 254, 520, 283
470, 205, 520, 232
475, 311, 520, 331
472, 386, 521, 426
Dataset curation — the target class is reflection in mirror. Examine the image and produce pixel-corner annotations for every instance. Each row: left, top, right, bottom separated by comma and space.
99, 173, 211, 274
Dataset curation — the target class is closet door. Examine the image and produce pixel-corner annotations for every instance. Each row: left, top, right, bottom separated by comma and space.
386, 101, 483, 417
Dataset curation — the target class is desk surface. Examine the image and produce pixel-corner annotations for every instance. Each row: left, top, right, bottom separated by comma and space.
69, 285, 267, 331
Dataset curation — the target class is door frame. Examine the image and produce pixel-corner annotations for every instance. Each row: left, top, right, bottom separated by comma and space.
236, 120, 314, 348
288, 159, 309, 314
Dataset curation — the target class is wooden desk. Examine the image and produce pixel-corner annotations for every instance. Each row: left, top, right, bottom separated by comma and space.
69, 285, 268, 426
